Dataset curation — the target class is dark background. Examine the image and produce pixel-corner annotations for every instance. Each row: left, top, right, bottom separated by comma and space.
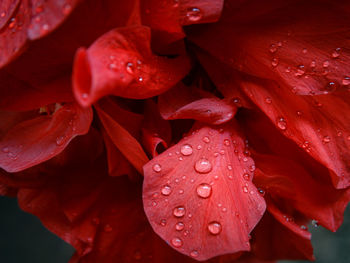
0, 196, 349, 263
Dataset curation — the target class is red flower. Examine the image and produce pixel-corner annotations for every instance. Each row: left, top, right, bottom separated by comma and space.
0, 0, 350, 262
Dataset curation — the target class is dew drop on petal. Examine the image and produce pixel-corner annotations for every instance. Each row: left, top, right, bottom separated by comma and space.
323, 136, 331, 143
173, 206, 186, 217
258, 188, 265, 196
160, 219, 167, 226
295, 65, 305, 76
332, 48, 341, 58
342, 77, 350, 86
196, 183, 212, 198
276, 117, 287, 131
194, 158, 212, 174
269, 44, 277, 53
223, 139, 230, 146
180, 144, 193, 156
202, 136, 210, 143
271, 58, 279, 67
208, 221, 222, 235
161, 185, 172, 196
185, 7, 202, 22
56, 136, 65, 146
265, 97, 272, 104
175, 222, 184, 231
323, 60, 330, 68
243, 173, 250, 181
190, 250, 199, 258
152, 164, 162, 173
171, 237, 183, 248
243, 186, 248, 193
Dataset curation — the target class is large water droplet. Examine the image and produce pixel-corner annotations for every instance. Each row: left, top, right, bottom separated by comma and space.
175, 222, 184, 231
185, 7, 202, 22
194, 158, 212, 174
196, 183, 212, 198
180, 144, 193, 156
173, 206, 186, 217
171, 237, 183, 247
161, 185, 172, 196
152, 164, 162, 173
276, 117, 287, 130
208, 221, 222, 235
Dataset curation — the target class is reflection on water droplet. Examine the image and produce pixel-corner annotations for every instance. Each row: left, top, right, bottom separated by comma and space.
295, 65, 305, 76
342, 77, 350, 86
161, 185, 172, 196
160, 219, 167, 226
323, 136, 331, 143
271, 58, 279, 67
269, 44, 277, 53
153, 164, 162, 173
190, 250, 199, 258
243, 186, 248, 193
208, 221, 222, 235
265, 97, 272, 104
224, 139, 230, 146
323, 60, 330, 68
171, 237, 183, 247
194, 158, 212, 174
185, 7, 202, 22
175, 222, 184, 231
126, 62, 134, 74
276, 117, 287, 130
243, 173, 250, 180
258, 188, 265, 196
332, 48, 341, 58
173, 206, 186, 217
180, 144, 193, 156
196, 183, 212, 198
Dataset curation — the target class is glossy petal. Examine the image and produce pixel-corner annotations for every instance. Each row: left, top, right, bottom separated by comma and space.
143, 124, 266, 261
158, 83, 237, 125
253, 153, 350, 231
188, 0, 350, 96
240, 78, 350, 189
0, 103, 92, 172
73, 26, 190, 106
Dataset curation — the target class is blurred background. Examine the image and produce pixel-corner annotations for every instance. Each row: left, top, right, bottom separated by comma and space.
0, 196, 349, 263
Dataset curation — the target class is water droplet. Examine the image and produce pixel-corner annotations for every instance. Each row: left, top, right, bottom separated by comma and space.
190, 250, 199, 258
173, 206, 186, 217
269, 44, 277, 53
161, 185, 172, 196
175, 222, 184, 231
285, 66, 291, 73
180, 144, 193, 156
258, 188, 265, 196
202, 136, 210, 143
56, 136, 65, 146
208, 221, 222, 235
271, 58, 279, 67
312, 219, 319, 227
295, 65, 305, 76
104, 224, 113, 232
108, 63, 117, 70
242, 186, 248, 193
194, 158, 212, 174
0, 12, 6, 18
323, 60, 330, 68
185, 7, 202, 22
8, 18, 16, 29
296, 110, 303, 116
171, 237, 183, 248
310, 60, 316, 68
265, 97, 272, 104
276, 117, 287, 130
342, 77, 350, 86
2, 147, 9, 153
223, 139, 230, 146
178, 189, 184, 194
126, 62, 134, 74
227, 165, 233, 171
323, 136, 331, 143
323, 81, 337, 93
152, 164, 162, 173
173, 0, 180, 7
62, 4, 72, 15
243, 173, 250, 181
219, 150, 225, 155
332, 48, 341, 58
196, 183, 212, 198
302, 48, 308, 54
160, 219, 167, 226
151, 201, 157, 207
197, 145, 202, 150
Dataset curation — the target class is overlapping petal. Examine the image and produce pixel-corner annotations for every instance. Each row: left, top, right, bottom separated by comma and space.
143, 123, 266, 260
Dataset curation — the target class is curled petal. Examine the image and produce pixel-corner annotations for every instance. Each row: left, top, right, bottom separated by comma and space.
143, 123, 266, 261
0, 103, 92, 172
158, 83, 237, 125
73, 26, 190, 107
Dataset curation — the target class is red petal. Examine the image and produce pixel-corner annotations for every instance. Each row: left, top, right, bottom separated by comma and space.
252, 202, 314, 261
240, 78, 350, 189
0, 103, 92, 172
188, 1, 350, 96
142, 100, 172, 157
73, 26, 190, 107
158, 83, 237, 125
143, 123, 266, 261
96, 105, 148, 174
253, 153, 350, 231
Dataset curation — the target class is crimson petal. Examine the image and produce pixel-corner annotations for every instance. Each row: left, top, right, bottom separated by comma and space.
143, 123, 266, 261
0, 103, 92, 172
73, 26, 190, 107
